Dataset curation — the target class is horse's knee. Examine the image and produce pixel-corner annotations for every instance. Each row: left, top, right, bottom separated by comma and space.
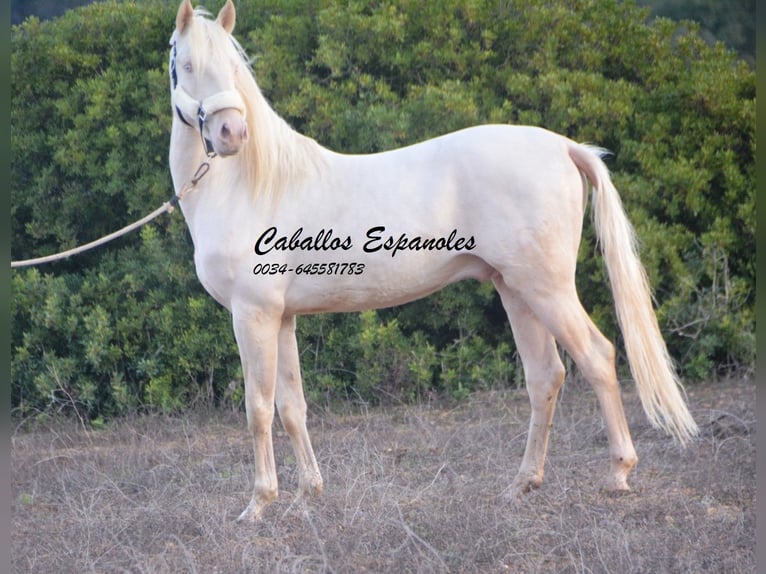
526, 361, 566, 408
246, 403, 275, 436
277, 399, 307, 437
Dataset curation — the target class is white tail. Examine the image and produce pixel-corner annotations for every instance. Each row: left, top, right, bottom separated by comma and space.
569, 144, 699, 445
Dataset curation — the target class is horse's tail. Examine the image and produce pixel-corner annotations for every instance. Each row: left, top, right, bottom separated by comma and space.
568, 142, 699, 445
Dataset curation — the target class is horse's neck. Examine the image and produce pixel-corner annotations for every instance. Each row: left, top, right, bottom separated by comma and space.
170, 125, 210, 193
169, 126, 238, 241
169, 115, 328, 227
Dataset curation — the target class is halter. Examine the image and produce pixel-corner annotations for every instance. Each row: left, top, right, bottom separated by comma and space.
170, 41, 247, 157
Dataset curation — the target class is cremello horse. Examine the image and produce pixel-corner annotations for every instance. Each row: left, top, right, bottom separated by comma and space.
169, 0, 698, 522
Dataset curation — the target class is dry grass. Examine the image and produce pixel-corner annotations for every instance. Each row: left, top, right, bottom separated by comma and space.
12, 377, 754, 573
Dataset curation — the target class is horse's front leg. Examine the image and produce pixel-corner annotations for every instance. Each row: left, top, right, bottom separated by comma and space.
276, 315, 323, 499
232, 309, 281, 523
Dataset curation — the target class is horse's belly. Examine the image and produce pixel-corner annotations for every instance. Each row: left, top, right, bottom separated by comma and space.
282, 253, 496, 314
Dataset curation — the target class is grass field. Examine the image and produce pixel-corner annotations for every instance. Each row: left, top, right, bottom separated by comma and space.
11, 377, 754, 573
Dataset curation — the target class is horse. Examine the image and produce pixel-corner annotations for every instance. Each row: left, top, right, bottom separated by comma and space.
168, 0, 698, 523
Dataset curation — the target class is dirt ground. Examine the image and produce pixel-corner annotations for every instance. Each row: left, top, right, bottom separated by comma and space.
11, 377, 754, 573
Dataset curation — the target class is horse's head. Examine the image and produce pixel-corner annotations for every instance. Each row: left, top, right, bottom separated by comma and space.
170, 0, 248, 157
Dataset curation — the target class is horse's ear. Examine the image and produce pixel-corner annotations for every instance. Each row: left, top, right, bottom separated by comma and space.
176, 0, 194, 33
217, 0, 236, 34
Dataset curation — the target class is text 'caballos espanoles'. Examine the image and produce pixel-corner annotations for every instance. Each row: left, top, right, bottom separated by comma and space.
254, 226, 476, 258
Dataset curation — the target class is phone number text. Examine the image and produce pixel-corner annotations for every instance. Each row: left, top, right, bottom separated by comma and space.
253, 262, 366, 276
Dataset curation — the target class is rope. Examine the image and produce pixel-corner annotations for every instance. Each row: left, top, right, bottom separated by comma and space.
11, 159, 212, 269
11, 201, 176, 268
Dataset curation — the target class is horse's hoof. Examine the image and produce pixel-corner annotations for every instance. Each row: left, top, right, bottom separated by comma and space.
235, 493, 277, 523
503, 473, 542, 502
299, 473, 324, 498
236, 503, 262, 523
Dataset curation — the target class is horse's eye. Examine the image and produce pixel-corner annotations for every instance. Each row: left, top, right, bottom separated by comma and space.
183, 63, 193, 73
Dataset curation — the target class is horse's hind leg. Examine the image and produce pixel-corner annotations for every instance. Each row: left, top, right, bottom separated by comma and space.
517, 283, 639, 491
494, 279, 566, 496
275, 316, 323, 499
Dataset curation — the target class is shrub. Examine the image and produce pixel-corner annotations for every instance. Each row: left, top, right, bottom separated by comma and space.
11, 0, 754, 420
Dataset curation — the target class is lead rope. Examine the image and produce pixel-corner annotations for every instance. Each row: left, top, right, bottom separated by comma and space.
10, 158, 214, 269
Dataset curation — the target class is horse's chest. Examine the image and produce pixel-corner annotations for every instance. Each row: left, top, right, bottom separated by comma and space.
190, 246, 232, 308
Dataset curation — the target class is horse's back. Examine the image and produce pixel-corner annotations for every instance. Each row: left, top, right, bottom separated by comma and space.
328, 124, 582, 205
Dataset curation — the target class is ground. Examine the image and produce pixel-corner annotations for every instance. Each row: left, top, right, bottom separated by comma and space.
11, 377, 754, 573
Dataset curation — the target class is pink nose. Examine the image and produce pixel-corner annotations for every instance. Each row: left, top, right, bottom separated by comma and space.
220, 120, 248, 147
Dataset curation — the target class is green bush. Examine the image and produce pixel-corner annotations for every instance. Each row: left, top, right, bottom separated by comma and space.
11, 0, 754, 421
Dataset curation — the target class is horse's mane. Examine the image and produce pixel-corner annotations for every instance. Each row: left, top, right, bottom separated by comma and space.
192, 10, 323, 198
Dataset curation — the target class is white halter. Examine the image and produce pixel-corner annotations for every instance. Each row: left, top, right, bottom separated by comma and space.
170, 41, 247, 156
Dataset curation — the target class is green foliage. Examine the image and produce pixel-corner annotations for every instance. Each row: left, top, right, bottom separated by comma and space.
11, 0, 754, 421
355, 310, 434, 403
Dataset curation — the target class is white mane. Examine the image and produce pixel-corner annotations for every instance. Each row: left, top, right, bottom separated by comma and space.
193, 11, 323, 198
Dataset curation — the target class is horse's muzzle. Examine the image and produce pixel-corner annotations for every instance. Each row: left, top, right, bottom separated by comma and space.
214, 115, 249, 156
